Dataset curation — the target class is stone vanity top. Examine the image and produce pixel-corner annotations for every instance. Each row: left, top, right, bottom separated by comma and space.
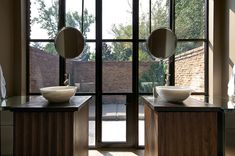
0, 96, 92, 112
142, 96, 235, 112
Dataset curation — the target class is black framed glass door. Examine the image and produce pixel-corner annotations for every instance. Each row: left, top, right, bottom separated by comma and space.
95, 0, 139, 147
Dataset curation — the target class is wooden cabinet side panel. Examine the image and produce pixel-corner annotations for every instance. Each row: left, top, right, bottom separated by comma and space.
145, 104, 158, 156
74, 104, 89, 156
158, 112, 217, 156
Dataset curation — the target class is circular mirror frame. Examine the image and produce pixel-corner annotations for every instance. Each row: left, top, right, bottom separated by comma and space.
55, 27, 85, 59
146, 28, 177, 59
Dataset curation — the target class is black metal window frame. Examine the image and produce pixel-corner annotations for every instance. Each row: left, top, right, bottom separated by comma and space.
26, 0, 209, 148
26, 0, 97, 95
140, 0, 209, 96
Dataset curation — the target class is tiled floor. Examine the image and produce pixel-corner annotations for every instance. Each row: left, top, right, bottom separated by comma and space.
89, 149, 144, 156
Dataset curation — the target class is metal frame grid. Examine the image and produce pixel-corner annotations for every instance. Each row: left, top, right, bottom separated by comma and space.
26, 0, 209, 148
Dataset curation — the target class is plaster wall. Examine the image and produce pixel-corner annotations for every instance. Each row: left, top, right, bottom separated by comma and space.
223, 3, 235, 154
0, 1, 24, 155
208, 0, 225, 99
222, 0, 235, 98
0, 0, 15, 97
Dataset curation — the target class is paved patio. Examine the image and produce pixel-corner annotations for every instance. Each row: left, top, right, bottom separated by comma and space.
88, 103, 145, 146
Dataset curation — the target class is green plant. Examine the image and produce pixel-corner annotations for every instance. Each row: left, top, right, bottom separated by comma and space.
139, 61, 166, 93
32, 0, 95, 60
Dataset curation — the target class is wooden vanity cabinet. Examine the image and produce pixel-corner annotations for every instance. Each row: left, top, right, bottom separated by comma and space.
2, 96, 91, 156
14, 105, 88, 156
143, 96, 223, 156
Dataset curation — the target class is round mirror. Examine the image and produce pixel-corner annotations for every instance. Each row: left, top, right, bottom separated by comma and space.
146, 28, 177, 59
55, 27, 85, 59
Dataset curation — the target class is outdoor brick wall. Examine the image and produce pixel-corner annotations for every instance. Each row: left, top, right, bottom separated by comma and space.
29, 47, 59, 93
66, 60, 96, 92
30, 46, 204, 93
102, 61, 132, 93
30, 47, 152, 93
175, 46, 204, 92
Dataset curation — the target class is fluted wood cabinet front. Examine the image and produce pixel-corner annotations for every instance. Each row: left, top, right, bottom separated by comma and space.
145, 104, 218, 156
13, 104, 88, 156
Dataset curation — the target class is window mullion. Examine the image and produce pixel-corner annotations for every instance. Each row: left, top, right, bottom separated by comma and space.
58, 0, 66, 86
149, 0, 151, 33
81, 0, 84, 33
169, 0, 175, 86
96, 0, 103, 146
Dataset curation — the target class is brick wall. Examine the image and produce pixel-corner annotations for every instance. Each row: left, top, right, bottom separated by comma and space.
30, 47, 152, 93
30, 46, 204, 93
66, 60, 96, 92
29, 47, 59, 93
175, 46, 204, 92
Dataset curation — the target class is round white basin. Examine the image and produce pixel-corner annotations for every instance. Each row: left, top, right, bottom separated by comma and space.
155, 86, 192, 102
40, 86, 77, 103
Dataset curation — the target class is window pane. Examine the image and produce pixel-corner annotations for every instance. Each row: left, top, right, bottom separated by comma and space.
151, 0, 170, 31
102, 95, 126, 142
89, 97, 96, 146
175, 0, 205, 39
30, 0, 59, 39
84, 0, 96, 39
139, 43, 166, 93
102, 42, 132, 93
66, 43, 95, 93
139, 0, 150, 39
66, 0, 82, 30
102, 0, 132, 39
66, 0, 96, 39
139, 97, 144, 146
139, 0, 170, 39
29, 42, 59, 93
175, 42, 205, 92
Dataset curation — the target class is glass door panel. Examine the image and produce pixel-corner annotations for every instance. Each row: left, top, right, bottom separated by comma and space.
98, 0, 136, 147
100, 41, 133, 145
102, 95, 126, 142
102, 42, 132, 93
102, 0, 132, 39
138, 97, 144, 146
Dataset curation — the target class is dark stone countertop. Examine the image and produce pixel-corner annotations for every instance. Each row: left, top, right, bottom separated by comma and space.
141, 96, 235, 112
0, 96, 92, 112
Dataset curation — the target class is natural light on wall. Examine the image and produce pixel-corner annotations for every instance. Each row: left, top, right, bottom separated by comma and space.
229, 9, 235, 63
175, 42, 205, 92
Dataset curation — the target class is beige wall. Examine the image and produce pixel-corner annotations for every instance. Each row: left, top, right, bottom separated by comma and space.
208, 0, 235, 99
222, 0, 235, 98
0, 2, 16, 155
0, 0, 15, 96
0, 0, 25, 96
209, 0, 225, 98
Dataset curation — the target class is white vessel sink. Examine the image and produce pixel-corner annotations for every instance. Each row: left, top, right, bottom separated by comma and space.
155, 86, 192, 102
40, 86, 77, 103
